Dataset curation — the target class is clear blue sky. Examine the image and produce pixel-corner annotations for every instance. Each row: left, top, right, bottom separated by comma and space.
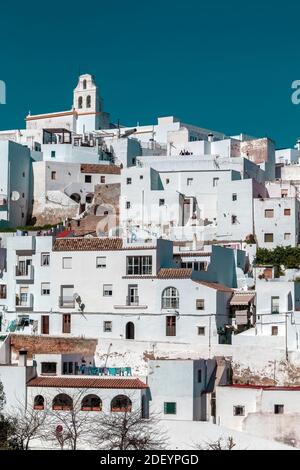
0, 0, 300, 148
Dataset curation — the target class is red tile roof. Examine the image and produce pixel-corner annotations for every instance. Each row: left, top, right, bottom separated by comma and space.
27, 376, 148, 389
53, 238, 157, 252
174, 252, 211, 258
194, 280, 233, 292
53, 238, 123, 251
157, 268, 193, 279
81, 164, 121, 175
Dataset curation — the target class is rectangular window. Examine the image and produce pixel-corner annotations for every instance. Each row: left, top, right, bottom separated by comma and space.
213, 177, 219, 187
271, 326, 278, 336
103, 284, 113, 296
274, 404, 284, 415
126, 256, 153, 275
128, 285, 139, 305
51, 171, 56, 180
96, 256, 106, 268
126, 178, 132, 185
164, 402, 177, 415
60, 285, 74, 308
62, 257, 72, 269
51, 150, 56, 158
264, 233, 274, 243
41, 253, 50, 266
187, 178, 193, 186
62, 314, 71, 334
284, 233, 291, 240
100, 176, 106, 183
19, 286, 28, 306
85, 175, 92, 183
126, 201, 131, 209
159, 199, 165, 206
198, 327, 205, 336
271, 296, 280, 314
265, 209, 274, 218
41, 362, 57, 375
281, 189, 288, 198
232, 193, 237, 201
166, 178, 170, 184
166, 316, 176, 337
41, 315, 49, 335
231, 215, 238, 225
233, 406, 245, 416
104, 321, 112, 332
41, 282, 50, 296
196, 299, 205, 310
284, 208, 291, 216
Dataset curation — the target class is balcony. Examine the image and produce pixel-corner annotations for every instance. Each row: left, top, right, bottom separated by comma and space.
126, 295, 139, 306
114, 296, 148, 310
16, 294, 34, 311
15, 264, 34, 281
59, 296, 75, 309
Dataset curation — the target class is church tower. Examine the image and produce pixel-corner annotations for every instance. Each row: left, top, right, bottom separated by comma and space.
73, 74, 110, 133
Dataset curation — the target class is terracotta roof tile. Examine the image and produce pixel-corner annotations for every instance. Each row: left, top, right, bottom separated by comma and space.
194, 280, 233, 292
81, 164, 121, 175
53, 238, 123, 252
175, 252, 211, 258
157, 268, 193, 279
27, 376, 148, 389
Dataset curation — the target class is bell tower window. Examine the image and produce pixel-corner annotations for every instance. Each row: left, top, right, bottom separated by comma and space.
83, 79, 87, 90
86, 95, 91, 108
78, 96, 83, 109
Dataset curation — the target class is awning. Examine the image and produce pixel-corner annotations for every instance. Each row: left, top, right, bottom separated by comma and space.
230, 293, 255, 306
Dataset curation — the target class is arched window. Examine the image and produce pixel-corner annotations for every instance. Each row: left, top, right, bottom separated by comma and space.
81, 394, 102, 411
83, 79, 87, 90
126, 322, 135, 340
86, 95, 91, 108
162, 287, 179, 309
52, 394, 73, 411
111, 395, 132, 412
34, 395, 44, 410
78, 96, 83, 109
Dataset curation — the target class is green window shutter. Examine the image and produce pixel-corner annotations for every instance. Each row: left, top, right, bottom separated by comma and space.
164, 402, 176, 414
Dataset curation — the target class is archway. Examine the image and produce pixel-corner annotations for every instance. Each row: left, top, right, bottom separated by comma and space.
126, 322, 135, 340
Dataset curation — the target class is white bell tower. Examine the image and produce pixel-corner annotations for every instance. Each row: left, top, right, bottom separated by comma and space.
73, 74, 110, 133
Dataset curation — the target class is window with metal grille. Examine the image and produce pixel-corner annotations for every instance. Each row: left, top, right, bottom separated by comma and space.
162, 287, 179, 309
126, 256, 152, 275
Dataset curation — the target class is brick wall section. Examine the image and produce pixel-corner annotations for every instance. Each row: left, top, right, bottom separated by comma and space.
80, 164, 121, 175
10, 334, 98, 358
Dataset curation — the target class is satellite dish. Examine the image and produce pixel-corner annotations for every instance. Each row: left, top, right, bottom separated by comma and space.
11, 191, 20, 202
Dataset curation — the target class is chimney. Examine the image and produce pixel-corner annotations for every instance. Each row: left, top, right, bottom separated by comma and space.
208, 133, 214, 143
18, 349, 27, 367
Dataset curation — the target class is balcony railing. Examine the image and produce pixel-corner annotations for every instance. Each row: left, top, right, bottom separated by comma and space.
59, 296, 75, 308
126, 296, 139, 306
15, 294, 34, 311
15, 264, 34, 281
